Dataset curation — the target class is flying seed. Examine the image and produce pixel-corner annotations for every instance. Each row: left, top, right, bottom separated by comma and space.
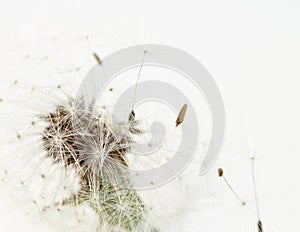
131, 50, 147, 111
252, 158, 263, 230
176, 104, 187, 127
128, 110, 135, 122
257, 220, 263, 232
219, 168, 244, 204
93, 52, 102, 65
218, 168, 224, 177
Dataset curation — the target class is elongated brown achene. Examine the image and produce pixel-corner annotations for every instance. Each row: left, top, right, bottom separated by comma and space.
176, 104, 187, 127
257, 220, 263, 232
93, 52, 102, 65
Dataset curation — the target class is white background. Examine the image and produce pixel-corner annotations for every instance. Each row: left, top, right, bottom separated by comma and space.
0, 0, 300, 231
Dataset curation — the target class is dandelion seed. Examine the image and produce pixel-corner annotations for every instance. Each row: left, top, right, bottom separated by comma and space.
131, 50, 147, 112
128, 110, 135, 122
251, 157, 263, 231
93, 52, 102, 65
219, 159, 264, 231
218, 168, 223, 177
126, 50, 147, 131
175, 104, 187, 127
257, 220, 263, 232
218, 168, 245, 204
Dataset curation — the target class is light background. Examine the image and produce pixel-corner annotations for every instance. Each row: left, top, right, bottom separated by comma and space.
0, 0, 300, 231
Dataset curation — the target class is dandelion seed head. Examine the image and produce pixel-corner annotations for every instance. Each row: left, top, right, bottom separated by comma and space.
38, 96, 156, 231
0, 34, 212, 232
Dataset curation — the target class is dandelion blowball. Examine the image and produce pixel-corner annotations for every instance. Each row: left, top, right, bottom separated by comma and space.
0, 37, 222, 232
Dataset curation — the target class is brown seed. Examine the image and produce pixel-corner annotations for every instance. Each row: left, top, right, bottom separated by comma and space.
218, 168, 224, 177
93, 52, 102, 65
175, 104, 187, 127
128, 110, 135, 122
257, 220, 263, 232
